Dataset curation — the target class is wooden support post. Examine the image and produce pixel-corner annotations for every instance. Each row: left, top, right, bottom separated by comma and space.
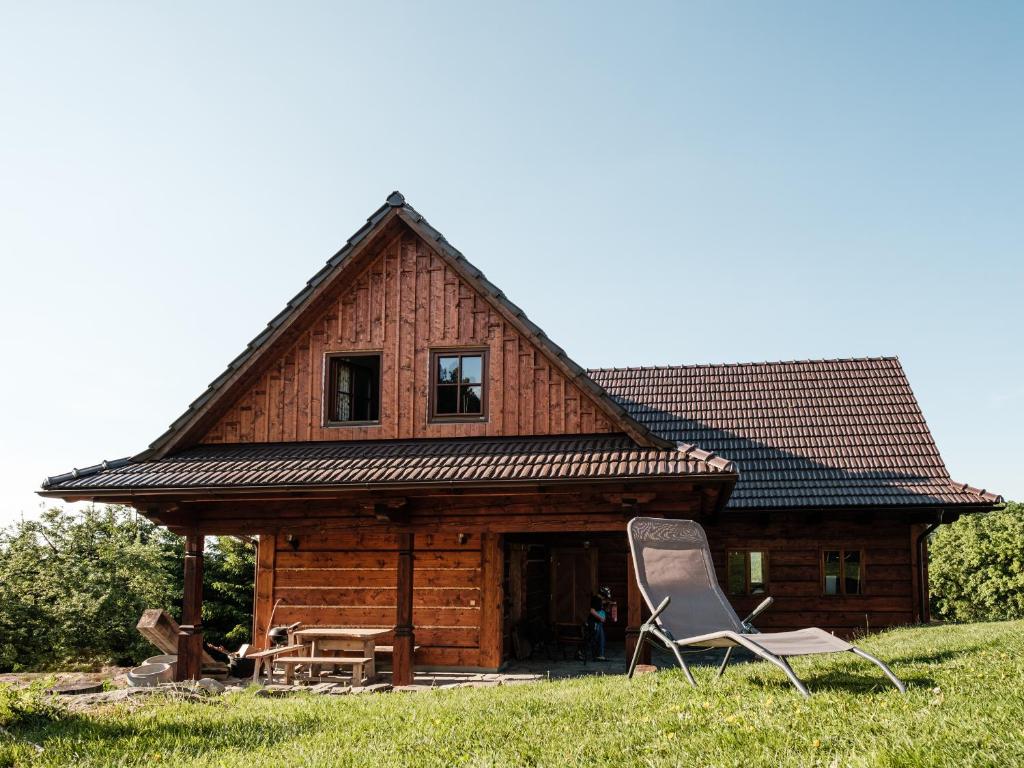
920, 527, 932, 624
626, 551, 650, 665
479, 533, 504, 670
253, 532, 277, 649
176, 533, 205, 681
392, 531, 415, 687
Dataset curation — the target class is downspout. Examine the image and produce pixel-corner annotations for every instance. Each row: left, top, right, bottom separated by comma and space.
915, 512, 944, 624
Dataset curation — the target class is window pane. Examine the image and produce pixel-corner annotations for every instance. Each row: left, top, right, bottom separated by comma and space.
844, 551, 862, 595
749, 551, 766, 594
331, 356, 380, 423
460, 355, 482, 384
436, 385, 458, 415
823, 551, 841, 595
727, 551, 745, 595
460, 385, 483, 414
437, 356, 459, 384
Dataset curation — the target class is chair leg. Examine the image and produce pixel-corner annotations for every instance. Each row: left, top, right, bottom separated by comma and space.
773, 656, 810, 698
732, 636, 810, 697
627, 629, 647, 678
850, 647, 907, 693
665, 641, 697, 687
716, 647, 733, 678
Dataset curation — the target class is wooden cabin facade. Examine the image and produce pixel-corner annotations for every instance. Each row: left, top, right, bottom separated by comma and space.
40, 192, 1001, 683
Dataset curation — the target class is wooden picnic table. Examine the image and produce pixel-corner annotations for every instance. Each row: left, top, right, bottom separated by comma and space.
290, 627, 391, 681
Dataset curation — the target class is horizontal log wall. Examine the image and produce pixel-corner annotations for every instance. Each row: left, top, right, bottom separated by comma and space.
201, 228, 614, 444
260, 530, 485, 668
241, 499, 919, 665
706, 516, 916, 636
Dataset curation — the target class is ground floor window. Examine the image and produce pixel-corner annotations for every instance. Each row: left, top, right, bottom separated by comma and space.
727, 550, 768, 595
822, 549, 863, 595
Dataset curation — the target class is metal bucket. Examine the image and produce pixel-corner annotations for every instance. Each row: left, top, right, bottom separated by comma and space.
127, 662, 173, 687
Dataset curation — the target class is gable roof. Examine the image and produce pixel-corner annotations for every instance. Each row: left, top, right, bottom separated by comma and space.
590, 357, 1002, 509
141, 192, 669, 459
39, 434, 735, 497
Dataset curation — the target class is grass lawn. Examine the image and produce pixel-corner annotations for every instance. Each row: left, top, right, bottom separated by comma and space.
2, 620, 1022, 767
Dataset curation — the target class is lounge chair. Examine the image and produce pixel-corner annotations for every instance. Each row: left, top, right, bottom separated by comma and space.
626, 517, 906, 697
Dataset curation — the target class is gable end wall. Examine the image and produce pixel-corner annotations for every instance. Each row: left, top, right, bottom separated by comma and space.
201, 228, 615, 444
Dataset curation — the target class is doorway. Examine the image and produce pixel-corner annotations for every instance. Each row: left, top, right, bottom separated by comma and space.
549, 547, 598, 625
503, 533, 629, 663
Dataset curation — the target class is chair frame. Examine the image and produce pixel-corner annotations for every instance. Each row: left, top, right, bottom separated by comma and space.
626, 519, 907, 697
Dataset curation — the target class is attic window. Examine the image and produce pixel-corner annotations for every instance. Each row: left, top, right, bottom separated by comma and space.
326, 353, 381, 425
432, 350, 486, 419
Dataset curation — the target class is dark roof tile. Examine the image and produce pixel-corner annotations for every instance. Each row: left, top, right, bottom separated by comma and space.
589, 357, 1001, 509
40, 434, 735, 494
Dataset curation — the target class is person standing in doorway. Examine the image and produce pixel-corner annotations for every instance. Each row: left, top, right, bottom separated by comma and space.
589, 586, 612, 661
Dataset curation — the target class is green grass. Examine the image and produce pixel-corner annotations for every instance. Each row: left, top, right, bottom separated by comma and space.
2, 621, 1023, 767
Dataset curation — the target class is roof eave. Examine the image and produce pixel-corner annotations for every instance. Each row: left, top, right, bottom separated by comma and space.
36, 469, 739, 502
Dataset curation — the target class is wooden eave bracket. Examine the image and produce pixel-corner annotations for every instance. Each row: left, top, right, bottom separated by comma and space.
363, 498, 409, 524
602, 492, 657, 516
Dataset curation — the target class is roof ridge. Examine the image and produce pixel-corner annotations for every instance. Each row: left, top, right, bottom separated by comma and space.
588, 355, 901, 373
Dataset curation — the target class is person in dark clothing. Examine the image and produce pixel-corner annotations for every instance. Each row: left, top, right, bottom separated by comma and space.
588, 586, 612, 661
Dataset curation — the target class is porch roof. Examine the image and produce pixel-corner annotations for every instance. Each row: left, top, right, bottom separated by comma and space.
39, 434, 735, 497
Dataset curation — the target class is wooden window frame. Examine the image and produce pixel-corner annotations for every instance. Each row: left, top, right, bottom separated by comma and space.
322, 351, 384, 428
429, 347, 489, 423
726, 549, 769, 596
820, 548, 866, 596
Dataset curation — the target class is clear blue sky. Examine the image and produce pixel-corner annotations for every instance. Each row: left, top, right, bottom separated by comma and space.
1, 2, 1021, 522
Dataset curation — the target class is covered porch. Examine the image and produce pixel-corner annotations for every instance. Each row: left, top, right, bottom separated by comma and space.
39, 435, 737, 685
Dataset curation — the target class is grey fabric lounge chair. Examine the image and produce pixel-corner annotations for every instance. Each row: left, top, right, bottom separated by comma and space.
626, 517, 906, 697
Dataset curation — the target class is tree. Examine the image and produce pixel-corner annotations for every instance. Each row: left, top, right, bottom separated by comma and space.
0, 505, 254, 672
930, 501, 1024, 622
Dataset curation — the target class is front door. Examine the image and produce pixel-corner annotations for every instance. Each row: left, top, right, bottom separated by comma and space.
549, 547, 598, 625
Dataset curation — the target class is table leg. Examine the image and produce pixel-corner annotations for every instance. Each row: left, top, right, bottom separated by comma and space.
364, 640, 376, 681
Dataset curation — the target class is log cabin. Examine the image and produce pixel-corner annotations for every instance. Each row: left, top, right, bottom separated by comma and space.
39, 192, 1001, 683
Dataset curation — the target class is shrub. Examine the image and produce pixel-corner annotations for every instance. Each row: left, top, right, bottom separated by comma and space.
930, 501, 1024, 622
0, 506, 254, 672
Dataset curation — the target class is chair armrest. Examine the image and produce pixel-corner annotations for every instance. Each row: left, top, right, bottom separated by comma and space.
741, 596, 774, 632
646, 596, 671, 626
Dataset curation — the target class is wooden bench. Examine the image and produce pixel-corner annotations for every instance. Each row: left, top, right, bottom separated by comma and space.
271, 656, 373, 687
247, 644, 307, 683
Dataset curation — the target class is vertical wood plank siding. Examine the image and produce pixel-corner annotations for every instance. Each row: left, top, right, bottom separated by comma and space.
200, 230, 614, 444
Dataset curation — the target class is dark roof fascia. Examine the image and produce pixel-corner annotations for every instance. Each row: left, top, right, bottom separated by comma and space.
722, 500, 1001, 517
37, 471, 737, 502
395, 207, 670, 450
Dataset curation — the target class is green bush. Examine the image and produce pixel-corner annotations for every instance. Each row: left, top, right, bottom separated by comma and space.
930, 501, 1024, 622
0, 506, 255, 672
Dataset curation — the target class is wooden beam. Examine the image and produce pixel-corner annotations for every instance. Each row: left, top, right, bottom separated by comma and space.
176, 534, 205, 681
478, 533, 504, 670
392, 532, 415, 686
253, 533, 277, 649
625, 550, 650, 665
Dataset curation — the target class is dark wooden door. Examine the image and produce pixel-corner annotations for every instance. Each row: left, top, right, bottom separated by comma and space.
549, 548, 598, 624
